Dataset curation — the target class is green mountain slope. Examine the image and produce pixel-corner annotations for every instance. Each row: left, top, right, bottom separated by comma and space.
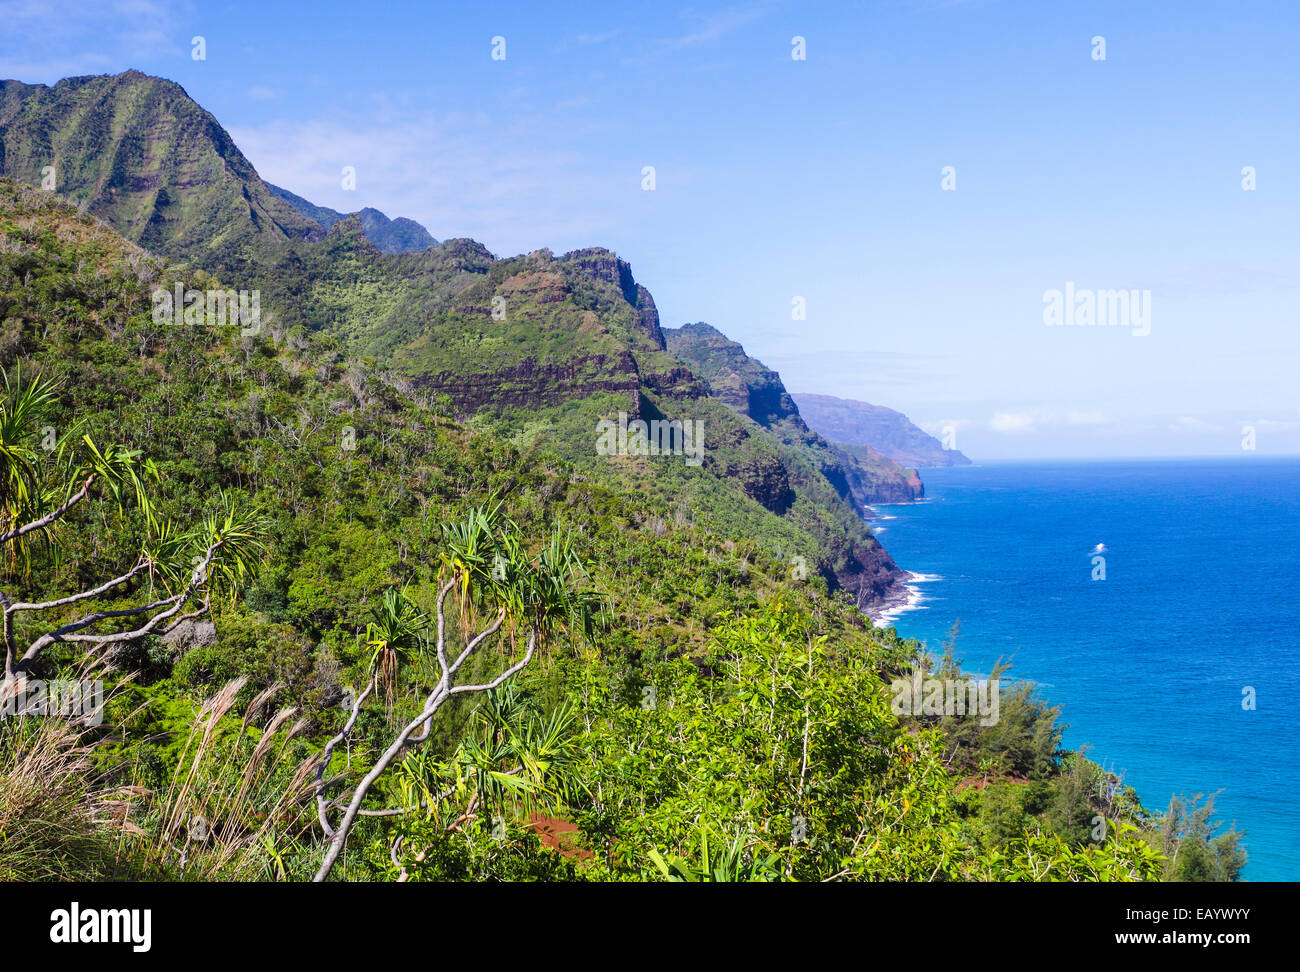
0, 175, 1213, 884
0, 71, 322, 260
243, 231, 908, 610
0, 69, 905, 612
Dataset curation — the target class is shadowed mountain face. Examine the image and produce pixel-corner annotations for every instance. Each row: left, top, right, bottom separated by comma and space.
792, 392, 972, 468
0, 69, 912, 613
0, 71, 321, 259
267, 183, 437, 254
665, 323, 924, 506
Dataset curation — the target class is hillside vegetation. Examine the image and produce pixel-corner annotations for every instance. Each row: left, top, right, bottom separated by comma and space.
0, 177, 1247, 882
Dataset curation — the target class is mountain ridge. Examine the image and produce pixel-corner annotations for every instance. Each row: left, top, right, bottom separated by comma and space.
0, 68, 911, 613
0, 69, 322, 259
793, 391, 972, 468
266, 182, 438, 254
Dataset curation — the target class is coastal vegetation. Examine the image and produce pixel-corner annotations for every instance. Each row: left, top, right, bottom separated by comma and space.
0, 176, 1244, 882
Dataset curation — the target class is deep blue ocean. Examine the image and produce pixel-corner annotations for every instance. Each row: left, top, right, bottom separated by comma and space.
871, 457, 1299, 881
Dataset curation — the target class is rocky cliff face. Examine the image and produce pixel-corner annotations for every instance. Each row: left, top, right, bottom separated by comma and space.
831, 442, 925, 507
792, 392, 971, 467
664, 324, 925, 506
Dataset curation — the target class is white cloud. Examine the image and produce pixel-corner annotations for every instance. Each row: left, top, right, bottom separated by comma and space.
671, 4, 771, 48
1066, 409, 1108, 425
0, 0, 181, 82
1169, 416, 1222, 434
989, 411, 1036, 434
228, 108, 621, 255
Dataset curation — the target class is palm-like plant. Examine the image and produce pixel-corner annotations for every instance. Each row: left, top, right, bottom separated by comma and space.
0, 368, 165, 581
313, 505, 606, 881
453, 682, 585, 824
438, 501, 503, 627
0, 366, 267, 679
364, 588, 429, 719
142, 492, 267, 603
0, 367, 55, 524
0, 369, 60, 575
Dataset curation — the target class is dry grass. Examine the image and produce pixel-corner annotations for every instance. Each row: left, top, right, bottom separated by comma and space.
1, 670, 320, 882
139, 677, 319, 880
0, 715, 133, 881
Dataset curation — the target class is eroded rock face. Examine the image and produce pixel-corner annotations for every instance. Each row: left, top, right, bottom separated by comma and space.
414, 353, 643, 417
663, 322, 799, 427
831, 443, 925, 507
560, 247, 666, 349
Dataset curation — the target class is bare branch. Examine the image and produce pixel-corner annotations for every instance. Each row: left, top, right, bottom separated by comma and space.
312, 628, 538, 882
434, 577, 455, 676
11, 542, 219, 677
448, 607, 506, 677
0, 475, 94, 545
314, 674, 377, 837
6, 557, 150, 616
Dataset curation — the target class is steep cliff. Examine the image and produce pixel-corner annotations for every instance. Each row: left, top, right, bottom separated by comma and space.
792, 392, 971, 467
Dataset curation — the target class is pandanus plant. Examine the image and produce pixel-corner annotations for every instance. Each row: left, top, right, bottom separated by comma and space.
0, 368, 267, 681
0, 369, 158, 578
312, 502, 605, 881
364, 588, 429, 721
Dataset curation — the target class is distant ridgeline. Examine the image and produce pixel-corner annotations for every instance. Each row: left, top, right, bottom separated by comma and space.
265, 183, 438, 254
792, 392, 971, 469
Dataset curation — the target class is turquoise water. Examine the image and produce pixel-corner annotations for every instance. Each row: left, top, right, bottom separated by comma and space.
872, 458, 1299, 881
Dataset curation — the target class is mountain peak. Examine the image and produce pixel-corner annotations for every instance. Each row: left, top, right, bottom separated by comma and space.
0, 70, 321, 257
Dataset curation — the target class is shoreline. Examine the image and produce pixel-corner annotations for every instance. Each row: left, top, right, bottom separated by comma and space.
864, 500, 935, 627
868, 570, 941, 627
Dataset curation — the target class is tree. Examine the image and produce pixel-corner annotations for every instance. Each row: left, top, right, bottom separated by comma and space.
0, 369, 265, 686
311, 503, 602, 882
1160, 793, 1246, 882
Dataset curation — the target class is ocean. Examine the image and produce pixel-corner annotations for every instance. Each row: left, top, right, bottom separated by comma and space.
871, 457, 1299, 881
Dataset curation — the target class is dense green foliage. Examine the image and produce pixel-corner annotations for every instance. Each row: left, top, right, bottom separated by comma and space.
0, 178, 1244, 883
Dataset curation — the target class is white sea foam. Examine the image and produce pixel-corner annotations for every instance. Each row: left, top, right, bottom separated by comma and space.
870, 571, 944, 626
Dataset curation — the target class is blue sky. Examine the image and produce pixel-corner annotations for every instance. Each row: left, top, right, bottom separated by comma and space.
3, 0, 1298, 459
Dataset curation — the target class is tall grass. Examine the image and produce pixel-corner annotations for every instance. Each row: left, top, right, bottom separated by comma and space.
136, 677, 320, 880
0, 716, 135, 880
1, 673, 322, 882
